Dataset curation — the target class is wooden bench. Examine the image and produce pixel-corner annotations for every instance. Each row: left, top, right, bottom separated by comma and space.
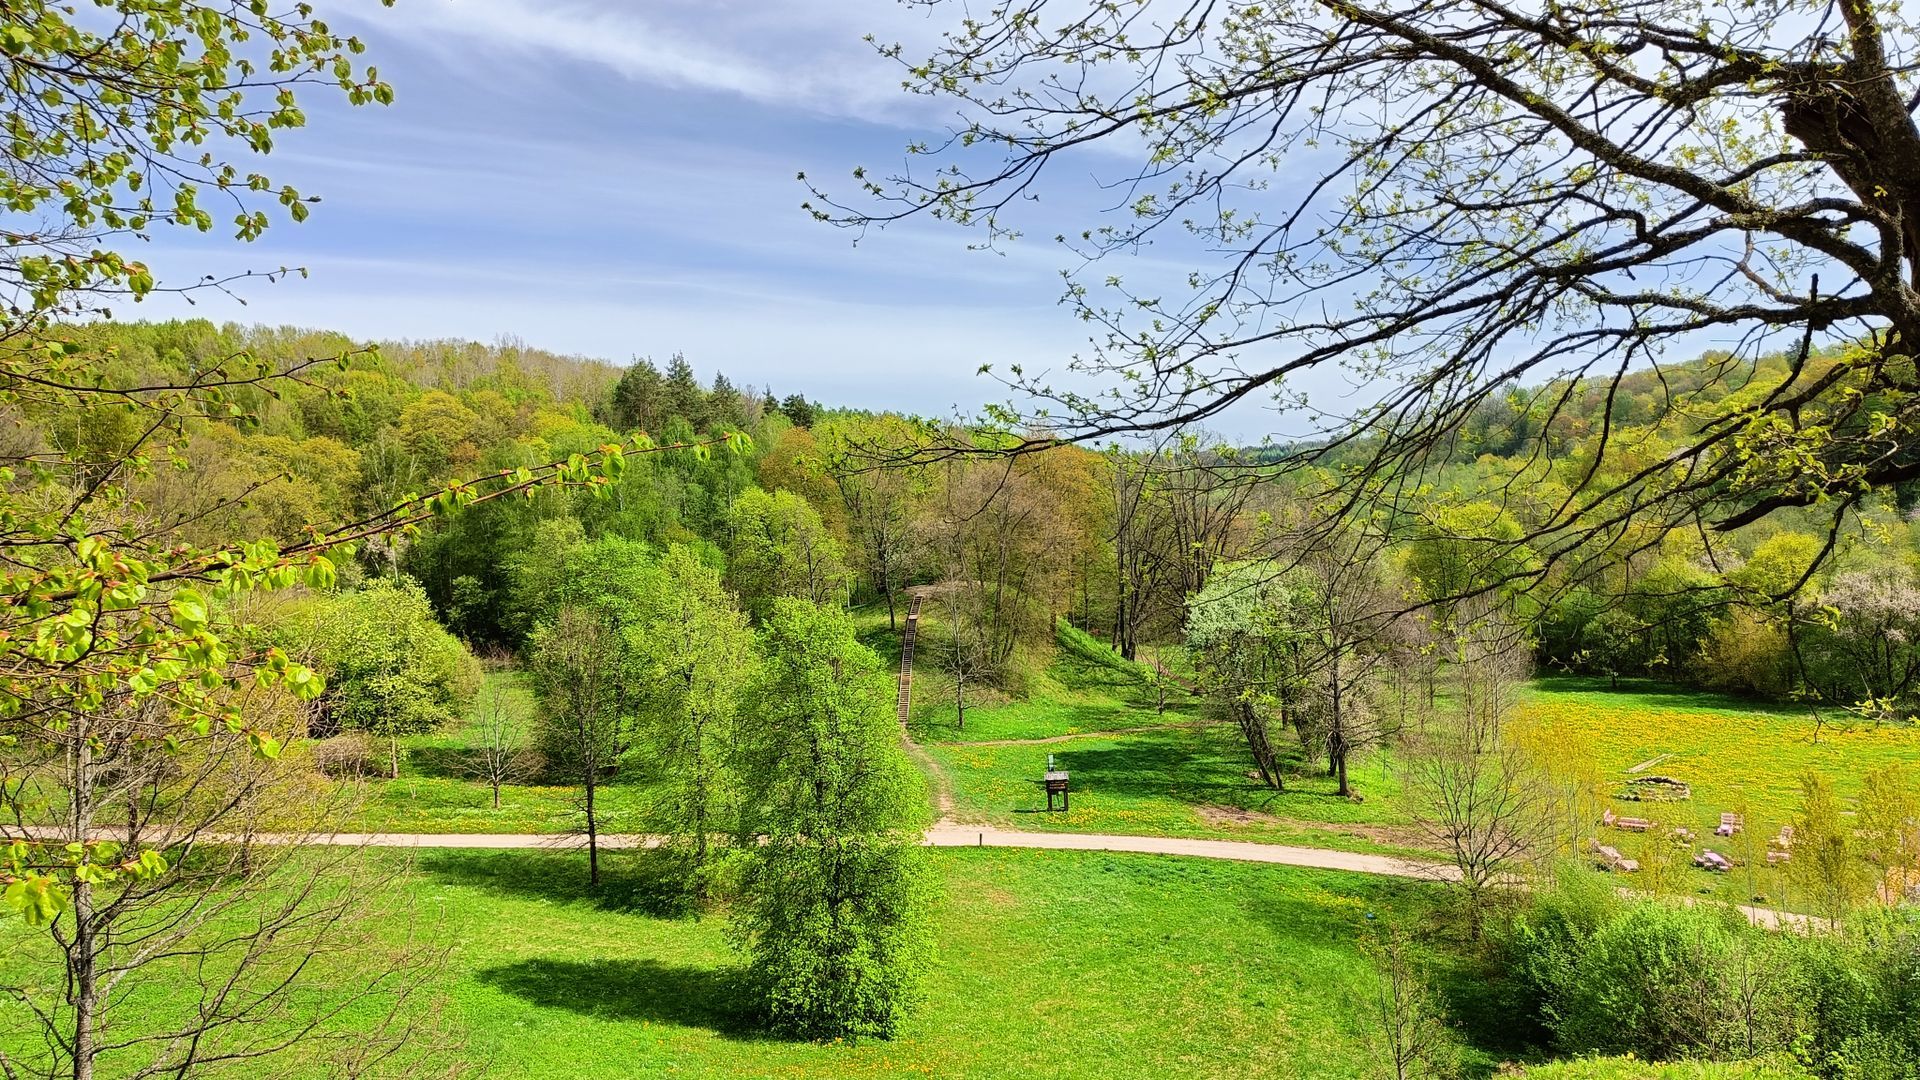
1715, 812, 1743, 837
1692, 849, 1732, 873
1588, 838, 1640, 874
1602, 809, 1655, 832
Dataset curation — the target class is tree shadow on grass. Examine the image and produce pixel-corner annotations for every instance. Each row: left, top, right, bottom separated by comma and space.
477, 957, 763, 1037
1529, 675, 1800, 716
415, 848, 700, 917
1042, 728, 1381, 820
405, 745, 478, 779
1053, 733, 1295, 805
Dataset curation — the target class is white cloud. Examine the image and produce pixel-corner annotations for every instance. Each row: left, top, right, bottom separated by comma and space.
364, 0, 936, 120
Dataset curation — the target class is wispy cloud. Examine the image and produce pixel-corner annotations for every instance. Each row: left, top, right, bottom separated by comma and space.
366, 0, 932, 120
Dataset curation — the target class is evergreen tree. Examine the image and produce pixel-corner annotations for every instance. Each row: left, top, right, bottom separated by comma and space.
663, 353, 709, 430
780, 393, 818, 429
610, 357, 665, 434
708, 372, 745, 431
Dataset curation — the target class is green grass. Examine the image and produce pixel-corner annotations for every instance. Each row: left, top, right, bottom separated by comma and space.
1, 848, 1482, 1079
932, 722, 1416, 853
334, 670, 661, 834
1519, 677, 1920, 909
906, 617, 1208, 744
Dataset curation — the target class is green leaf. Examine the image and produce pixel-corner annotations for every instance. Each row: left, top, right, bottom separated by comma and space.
170, 589, 209, 629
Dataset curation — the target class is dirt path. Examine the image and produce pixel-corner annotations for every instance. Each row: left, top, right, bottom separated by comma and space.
895, 591, 956, 818
5, 822, 1810, 930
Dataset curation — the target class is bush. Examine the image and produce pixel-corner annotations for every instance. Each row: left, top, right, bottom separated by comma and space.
1500, 885, 1806, 1063
1797, 909, 1920, 1078
306, 733, 375, 779
288, 577, 481, 774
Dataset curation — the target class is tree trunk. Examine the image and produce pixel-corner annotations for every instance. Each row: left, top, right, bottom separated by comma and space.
65, 716, 102, 1080
584, 766, 600, 887
1234, 701, 1283, 791
388, 733, 400, 780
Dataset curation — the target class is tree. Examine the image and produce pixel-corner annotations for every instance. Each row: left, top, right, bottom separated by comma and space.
1, 685, 446, 1080
662, 354, 708, 430
1409, 615, 1551, 936
815, 415, 929, 629
1295, 544, 1400, 798
627, 547, 756, 886
1368, 928, 1456, 1080
780, 394, 819, 429
732, 598, 930, 1039
1185, 562, 1315, 790
1791, 771, 1873, 922
725, 488, 852, 619
1801, 562, 1920, 720
529, 606, 629, 888
609, 358, 666, 435
294, 578, 481, 778
0, 5, 728, 1075
825, 0, 1920, 594
465, 676, 537, 810
923, 446, 1102, 685
1856, 764, 1920, 904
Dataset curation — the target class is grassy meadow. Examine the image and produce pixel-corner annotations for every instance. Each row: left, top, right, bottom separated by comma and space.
0, 848, 1485, 1080
1518, 677, 1920, 907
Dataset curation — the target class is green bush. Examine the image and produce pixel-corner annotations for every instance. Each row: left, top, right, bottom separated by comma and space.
1501, 887, 1920, 1077
1501, 884, 1806, 1063
1797, 910, 1920, 1079
289, 577, 481, 773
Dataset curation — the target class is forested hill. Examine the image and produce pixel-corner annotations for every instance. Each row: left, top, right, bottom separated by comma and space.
1246, 345, 1918, 505
41, 319, 827, 642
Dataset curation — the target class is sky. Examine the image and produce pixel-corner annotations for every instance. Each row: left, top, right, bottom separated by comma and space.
131, 0, 1133, 423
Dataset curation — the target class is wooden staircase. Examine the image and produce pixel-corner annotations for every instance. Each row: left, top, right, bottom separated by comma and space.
896, 593, 923, 724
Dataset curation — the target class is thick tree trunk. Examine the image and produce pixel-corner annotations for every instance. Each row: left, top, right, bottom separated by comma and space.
1234, 701, 1283, 791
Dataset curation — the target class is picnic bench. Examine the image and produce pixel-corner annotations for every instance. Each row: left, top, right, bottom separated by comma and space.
1587, 839, 1640, 874
1692, 849, 1733, 873
1715, 812, 1743, 837
1602, 808, 1655, 832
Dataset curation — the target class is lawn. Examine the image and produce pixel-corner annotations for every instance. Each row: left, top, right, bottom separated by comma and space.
0, 848, 1484, 1079
1519, 676, 1920, 831
931, 722, 1417, 854
903, 615, 1197, 744
1517, 677, 1920, 908
329, 671, 664, 834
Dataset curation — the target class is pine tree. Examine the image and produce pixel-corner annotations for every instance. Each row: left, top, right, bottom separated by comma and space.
610, 357, 665, 434
663, 353, 708, 430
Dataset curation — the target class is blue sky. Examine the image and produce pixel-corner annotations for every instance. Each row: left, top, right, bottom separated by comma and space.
135, 0, 1114, 419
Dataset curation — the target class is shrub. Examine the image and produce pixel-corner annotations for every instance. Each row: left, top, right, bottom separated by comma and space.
1501, 885, 1806, 1063
289, 577, 482, 775
306, 732, 375, 779
1798, 909, 1920, 1078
